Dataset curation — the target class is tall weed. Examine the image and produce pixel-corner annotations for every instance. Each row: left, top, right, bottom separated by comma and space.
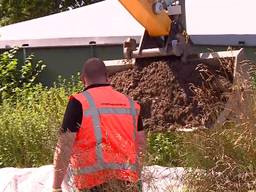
183, 58, 256, 191
0, 84, 69, 167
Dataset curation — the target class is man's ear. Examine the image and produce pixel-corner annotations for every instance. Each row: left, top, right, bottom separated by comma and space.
105, 72, 108, 82
80, 75, 86, 86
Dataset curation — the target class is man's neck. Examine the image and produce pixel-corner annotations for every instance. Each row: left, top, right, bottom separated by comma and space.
84, 83, 110, 91
87, 82, 107, 86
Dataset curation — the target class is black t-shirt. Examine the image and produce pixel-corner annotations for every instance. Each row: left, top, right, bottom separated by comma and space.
61, 84, 144, 133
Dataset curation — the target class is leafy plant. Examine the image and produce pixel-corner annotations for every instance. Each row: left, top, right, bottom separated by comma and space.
147, 132, 183, 167
54, 73, 83, 95
0, 48, 46, 100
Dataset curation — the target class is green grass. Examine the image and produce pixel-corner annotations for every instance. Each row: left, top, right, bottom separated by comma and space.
0, 80, 184, 168
0, 84, 67, 167
1, 72, 256, 190
0, 69, 83, 167
147, 131, 183, 167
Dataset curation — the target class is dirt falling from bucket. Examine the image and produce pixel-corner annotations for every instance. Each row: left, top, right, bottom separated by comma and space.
110, 57, 234, 131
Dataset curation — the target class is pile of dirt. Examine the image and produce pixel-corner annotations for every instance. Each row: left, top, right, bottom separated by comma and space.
110, 57, 234, 131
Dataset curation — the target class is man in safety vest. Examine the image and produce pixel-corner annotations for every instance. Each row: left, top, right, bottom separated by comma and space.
52, 58, 146, 192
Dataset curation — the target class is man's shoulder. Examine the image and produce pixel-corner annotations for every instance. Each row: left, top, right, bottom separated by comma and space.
69, 91, 86, 102
68, 96, 82, 108
112, 89, 141, 108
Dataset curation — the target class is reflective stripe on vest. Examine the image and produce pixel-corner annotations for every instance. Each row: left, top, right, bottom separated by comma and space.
72, 91, 138, 176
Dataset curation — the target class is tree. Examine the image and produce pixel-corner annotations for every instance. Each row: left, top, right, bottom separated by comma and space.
0, 0, 103, 26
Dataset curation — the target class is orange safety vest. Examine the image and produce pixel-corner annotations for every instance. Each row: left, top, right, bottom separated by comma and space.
69, 86, 141, 190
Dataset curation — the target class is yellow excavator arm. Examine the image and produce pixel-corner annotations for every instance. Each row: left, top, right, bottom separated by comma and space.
119, 0, 171, 36
119, 0, 189, 60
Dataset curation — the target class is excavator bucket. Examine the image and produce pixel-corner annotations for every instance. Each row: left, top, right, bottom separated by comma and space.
104, 0, 252, 130
176, 48, 251, 131
105, 48, 251, 130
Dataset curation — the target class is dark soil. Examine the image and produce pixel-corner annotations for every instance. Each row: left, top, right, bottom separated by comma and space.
110, 57, 234, 131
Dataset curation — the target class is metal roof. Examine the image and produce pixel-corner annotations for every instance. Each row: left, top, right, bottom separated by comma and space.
0, 0, 144, 49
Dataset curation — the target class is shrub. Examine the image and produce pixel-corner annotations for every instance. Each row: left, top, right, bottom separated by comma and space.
0, 84, 68, 167
0, 48, 45, 100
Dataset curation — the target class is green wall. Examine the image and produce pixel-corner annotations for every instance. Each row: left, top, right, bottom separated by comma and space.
1, 44, 255, 85
23, 45, 123, 85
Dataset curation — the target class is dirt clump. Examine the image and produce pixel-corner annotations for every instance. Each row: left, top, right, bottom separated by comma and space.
110, 58, 233, 131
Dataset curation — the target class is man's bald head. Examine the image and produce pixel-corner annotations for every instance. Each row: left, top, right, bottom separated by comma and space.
81, 58, 108, 85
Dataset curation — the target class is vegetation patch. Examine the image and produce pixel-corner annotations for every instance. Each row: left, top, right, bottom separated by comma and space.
1, 49, 256, 191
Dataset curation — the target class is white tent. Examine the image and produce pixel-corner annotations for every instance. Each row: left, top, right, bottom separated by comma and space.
0, 0, 144, 48
0, 0, 255, 49
186, 0, 256, 46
